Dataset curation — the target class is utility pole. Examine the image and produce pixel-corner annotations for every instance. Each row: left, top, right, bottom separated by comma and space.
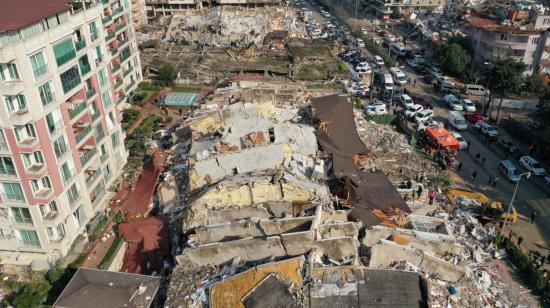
354, 0, 358, 32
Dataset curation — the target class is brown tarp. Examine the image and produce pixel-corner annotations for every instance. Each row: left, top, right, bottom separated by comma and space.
311, 95, 410, 218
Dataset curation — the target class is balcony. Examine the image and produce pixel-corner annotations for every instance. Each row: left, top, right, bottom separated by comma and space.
1, 193, 25, 204
91, 188, 106, 208
123, 65, 132, 77
80, 148, 98, 167
9, 109, 33, 125
114, 79, 123, 89
95, 126, 106, 141
102, 15, 112, 25
117, 93, 126, 104
105, 33, 115, 42
75, 40, 86, 52
0, 168, 17, 180
125, 80, 135, 91
17, 136, 39, 148
80, 63, 91, 77
69, 101, 87, 120
112, 6, 124, 17
11, 217, 34, 227
75, 125, 93, 144
102, 0, 109, 4
26, 163, 47, 177
34, 187, 54, 200
118, 37, 129, 48
48, 119, 64, 136
62, 77, 82, 94
110, 47, 118, 56
42, 210, 59, 220
115, 22, 126, 34
85, 169, 102, 188
86, 88, 97, 100
0, 80, 24, 95
120, 52, 131, 63
92, 111, 101, 123
0, 143, 9, 153
112, 64, 121, 73
49, 233, 66, 243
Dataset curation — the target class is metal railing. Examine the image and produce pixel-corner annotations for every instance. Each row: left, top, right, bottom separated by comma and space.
115, 22, 126, 33
86, 169, 102, 188
91, 189, 106, 208
112, 64, 120, 73
1, 193, 25, 203
123, 65, 132, 77
69, 102, 87, 119
102, 15, 112, 24
80, 148, 97, 167
75, 125, 92, 144
112, 6, 124, 17
75, 40, 86, 51
86, 88, 96, 100
125, 80, 135, 91
92, 111, 101, 122
48, 119, 64, 135
62, 77, 81, 94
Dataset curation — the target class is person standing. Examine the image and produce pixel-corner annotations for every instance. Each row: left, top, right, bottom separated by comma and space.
428, 191, 436, 205
518, 236, 524, 247
532, 211, 537, 224
417, 185, 423, 199
470, 170, 478, 183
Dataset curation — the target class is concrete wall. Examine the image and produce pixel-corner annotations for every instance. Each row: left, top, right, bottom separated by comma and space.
107, 242, 128, 271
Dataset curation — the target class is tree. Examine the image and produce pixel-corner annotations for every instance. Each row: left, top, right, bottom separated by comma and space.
9, 281, 51, 307
484, 58, 527, 120
447, 36, 473, 54
437, 43, 471, 75
525, 74, 546, 94
157, 64, 177, 87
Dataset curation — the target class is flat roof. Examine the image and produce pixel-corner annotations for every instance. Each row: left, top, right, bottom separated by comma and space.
53, 268, 161, 308
0, 0, 71, 33
162, 92, 199, 108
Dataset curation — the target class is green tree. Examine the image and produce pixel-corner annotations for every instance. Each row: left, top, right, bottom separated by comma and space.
447, 36, 473, 54
157, 64, 177, 87
485, 58, 527, 120
10, 281, 51, 307
437, 43, 471, 74
525, 74, 546, 94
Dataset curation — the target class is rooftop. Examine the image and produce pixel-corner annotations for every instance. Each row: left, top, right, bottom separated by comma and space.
53, 268, 161, 308
0, 0, 71, 33
466, 16, 542, 35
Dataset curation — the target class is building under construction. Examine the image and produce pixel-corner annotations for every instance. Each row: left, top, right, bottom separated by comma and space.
146, 0, 284, 17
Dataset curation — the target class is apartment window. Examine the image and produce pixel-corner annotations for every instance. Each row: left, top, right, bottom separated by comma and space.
31, 176, 51, 192
532, 37, 540, 44
38, 81, 54, 106
0, 66, 4, 81
53, 39, 76, 66
67, 183, 80, 207
7, 63, 19, 80
46, 227, 54, 240
102, 90, 112, 109
79, 55, 91, 76
53, 135, 68, 159
2, 183, 25, 201
93, 46, 103, 66
98, 69, 106, 88
10, 207, 32, 224
0, 157, 15, 175
14, 124, 36, 142
60, 162, 73, 183
46, 112, 61, 134
4, 94, 27, 114
544, 18, 550, 26
29, 51, 48, 79
500, 34, 508, 41
57, 224, 66, 237
89, 21, 99, 41
18, 230, 40, 247
42, 176, 51, 188
111, 131, 119, 148
22, 151, 44, 169
60, 65, 81, 93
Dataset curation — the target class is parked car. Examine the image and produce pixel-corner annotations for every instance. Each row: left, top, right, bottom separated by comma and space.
474, 121, 498, 138
361, 28, 368, 35
451, 132, 468, 150
519, 155, 546, 176
404, 104, 423, 118
364, 102, 388, 116
417, 120, 443, 131
357, 38, 365, 48
413, 109, 434, 123
448, 111, 467, 130
444, 94, 463, 111
497, 137, 518, 153
461, 99, 476, 112
374, 55, 384, 66
406, 59, 420, 68
464, 113, 483, 124
426, 66, 443, 77
398, 94, 414, 108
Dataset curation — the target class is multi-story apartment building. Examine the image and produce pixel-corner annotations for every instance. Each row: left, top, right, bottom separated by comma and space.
132, 0, 148, 28
145, 0, 282, 17
466, 14, 550, 75
369, 0, 444, 17
0, 0, 141, 270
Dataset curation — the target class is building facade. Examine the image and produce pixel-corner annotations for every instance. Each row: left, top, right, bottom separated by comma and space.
466, 14, 550, 75
369, 0, 445, 17
132, 0, 148, 28
0, 0, 141, 270
145, 0, 283, 17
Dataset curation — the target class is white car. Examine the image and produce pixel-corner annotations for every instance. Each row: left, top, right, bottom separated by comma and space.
398, 94, 414, 108
404, 104, 423, 118
356, 62, 371, 70
417, 120, 444, 131
364, 103, 388, 116
361, 28, 368, 35
406, 59, 419, 68
444, 94, 463, 111
413, 109, 433, 123
519, 155, 546, 176
347, 82, 369, 93
357, 38, 365, 48
374, 55, 384, 66
451, 132, 469, 150
461, 99, 476, 112
474, 121, 498, 138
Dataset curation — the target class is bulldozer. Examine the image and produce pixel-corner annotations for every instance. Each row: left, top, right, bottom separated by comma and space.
446, 189, 517, 225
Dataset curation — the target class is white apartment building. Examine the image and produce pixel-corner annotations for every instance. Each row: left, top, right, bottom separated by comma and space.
0, 0, 142, 270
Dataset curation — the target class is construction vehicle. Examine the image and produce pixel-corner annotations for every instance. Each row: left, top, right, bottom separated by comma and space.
446, 189, 517, 224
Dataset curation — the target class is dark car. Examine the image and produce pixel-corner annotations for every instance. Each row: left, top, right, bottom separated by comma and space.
373, 71, 384, 88
414, 65, 428, 75
342, 39, 353, 46
423, 74, 437, 85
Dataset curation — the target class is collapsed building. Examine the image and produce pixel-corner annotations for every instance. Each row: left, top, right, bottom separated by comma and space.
159, 91, 537, 307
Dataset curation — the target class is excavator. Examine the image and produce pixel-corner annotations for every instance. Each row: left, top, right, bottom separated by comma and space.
446, 189, 517, 225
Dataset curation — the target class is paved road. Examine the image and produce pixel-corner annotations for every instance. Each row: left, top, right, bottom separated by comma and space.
302, 0, 550, 254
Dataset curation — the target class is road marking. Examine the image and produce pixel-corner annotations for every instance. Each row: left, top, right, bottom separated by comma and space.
528, 199, 550, 217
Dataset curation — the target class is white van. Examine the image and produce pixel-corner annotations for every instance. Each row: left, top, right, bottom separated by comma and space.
389, 67, 407, 86
383, 73, 394, 91
448, 111, 467, 130
462, 84, 488, 96
390, 43, 407, 57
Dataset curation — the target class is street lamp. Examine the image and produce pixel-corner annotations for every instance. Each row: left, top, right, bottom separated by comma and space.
500, 171, 531, 237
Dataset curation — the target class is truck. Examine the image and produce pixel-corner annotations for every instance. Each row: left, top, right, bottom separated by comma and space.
446, 189, 517, 225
